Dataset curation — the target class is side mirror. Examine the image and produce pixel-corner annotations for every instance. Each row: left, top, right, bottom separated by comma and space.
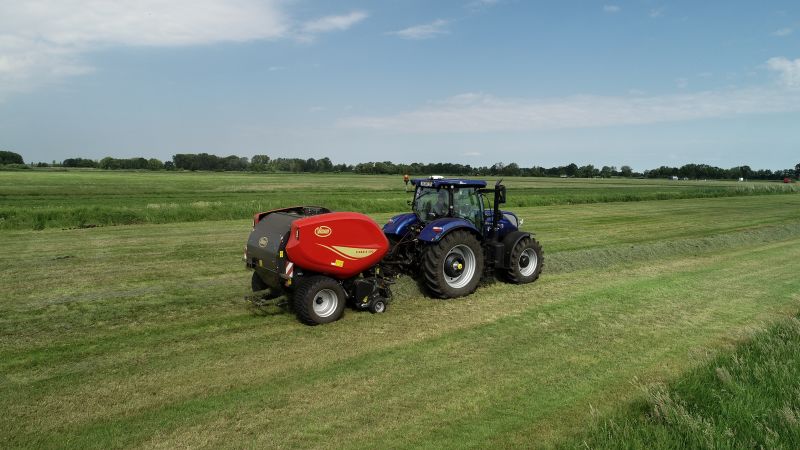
496, 185, 506, 204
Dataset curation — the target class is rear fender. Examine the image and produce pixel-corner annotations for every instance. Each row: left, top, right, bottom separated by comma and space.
500, 230, 531, 268
383, 213, 419, 237
418, 218, 481, 243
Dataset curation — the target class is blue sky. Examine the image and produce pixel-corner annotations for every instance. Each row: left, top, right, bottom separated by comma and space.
1, 0, 798, 170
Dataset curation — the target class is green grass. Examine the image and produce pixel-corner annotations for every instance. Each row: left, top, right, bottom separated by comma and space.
562, 315, 800, 449
1, 170, 797, 230
2, 173, 800, 448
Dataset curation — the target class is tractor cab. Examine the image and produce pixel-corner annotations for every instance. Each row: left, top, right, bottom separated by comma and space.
411, 178, 487, 230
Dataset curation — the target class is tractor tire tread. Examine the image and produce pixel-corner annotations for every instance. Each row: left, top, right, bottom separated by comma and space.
506, 236, 544, 284
421, 230, 484, 298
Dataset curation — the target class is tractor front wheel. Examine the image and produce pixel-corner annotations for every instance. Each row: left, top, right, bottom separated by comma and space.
506, 236, 543, 284
421, 230, 484, 298
293, 276, 346, 325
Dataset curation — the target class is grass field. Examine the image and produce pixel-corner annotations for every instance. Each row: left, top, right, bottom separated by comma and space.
1, 170, 797, 230
562, 313, 800, 448
1, 171, 799, 448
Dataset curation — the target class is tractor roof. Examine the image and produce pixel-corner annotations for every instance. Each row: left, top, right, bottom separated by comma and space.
411, 178, 487, 189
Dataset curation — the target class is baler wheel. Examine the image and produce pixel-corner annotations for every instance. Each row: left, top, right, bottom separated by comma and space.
293, 276, 346, 325
506, 236, 543, 284
369, 299, 387, 314
421, 230, 484, 298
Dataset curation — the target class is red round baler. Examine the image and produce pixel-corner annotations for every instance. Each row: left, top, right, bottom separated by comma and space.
285, 212, 389, 279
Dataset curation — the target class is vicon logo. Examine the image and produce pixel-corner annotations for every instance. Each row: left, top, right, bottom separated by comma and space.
314, 226, 332, 238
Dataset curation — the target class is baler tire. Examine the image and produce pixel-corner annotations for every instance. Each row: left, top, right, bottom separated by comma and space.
506, 236, 543, 284
251, 272, 281, 300
369, 300, 387, 314
293, 276, 346, 325
421, 230, 484, 298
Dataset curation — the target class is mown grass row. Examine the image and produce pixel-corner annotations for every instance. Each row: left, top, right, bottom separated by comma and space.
546, 223, 800, 273
3, 232, 798, 448
1, 171, 797, 230
562, 314, 800, 449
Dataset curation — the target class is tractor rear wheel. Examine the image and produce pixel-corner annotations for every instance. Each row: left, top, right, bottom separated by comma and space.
421, 230, 484, 298
293, 276, 346, 325
506, 236, 543, 284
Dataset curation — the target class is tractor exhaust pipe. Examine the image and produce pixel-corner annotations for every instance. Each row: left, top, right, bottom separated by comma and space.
492, 179, 506, 240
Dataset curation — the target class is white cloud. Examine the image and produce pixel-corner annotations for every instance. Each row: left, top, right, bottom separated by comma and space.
649, 7, 665, 18
0, 0, 288, 96
767, 57, 800, 88
338, 85, 800, 133
302, 11, 368, 34
0, 1, 366, 97
676, 77, 689, 89
0, 1, 289, 48
603, 5, 621, 13
772, 28, 793, 37
389, 19, 450, 40
462, 151, 482, 156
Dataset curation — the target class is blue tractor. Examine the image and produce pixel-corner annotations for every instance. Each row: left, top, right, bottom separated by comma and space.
383, 177, 543, 298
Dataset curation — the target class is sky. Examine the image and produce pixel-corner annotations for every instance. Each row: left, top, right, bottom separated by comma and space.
0, 0, 798, 170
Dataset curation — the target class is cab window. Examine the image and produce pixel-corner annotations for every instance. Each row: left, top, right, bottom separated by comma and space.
453, 187, 483, 228
413, 187, 449, 220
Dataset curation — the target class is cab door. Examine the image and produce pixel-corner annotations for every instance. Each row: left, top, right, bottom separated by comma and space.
452, 187, 484, 231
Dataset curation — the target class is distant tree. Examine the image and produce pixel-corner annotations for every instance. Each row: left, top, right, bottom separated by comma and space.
147, 158, 163, 170
0, 150, 24, 165
99, 157, 114, 169
795, 163, 800, 178
737, 165, 752, 179
502, 162, 521, 176
490, 162, 505, 176
565, 163, 578, 177
62, 158, 97, 168
220, 155, 248, 171
304, 158, 318, 172
164, 161, 175, 171
317, 157, 333, 172
251, 155, 270, 171
600, 166, 612, 178
577, 164, 596, 178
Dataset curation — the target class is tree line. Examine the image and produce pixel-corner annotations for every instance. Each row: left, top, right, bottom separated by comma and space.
4, 149, 800, 180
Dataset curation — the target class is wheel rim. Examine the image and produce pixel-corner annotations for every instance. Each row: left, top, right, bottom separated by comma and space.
313, 289, 339, 318
518, 248, 538, 276
443, 244, 477, 289
373, 302, 385, 313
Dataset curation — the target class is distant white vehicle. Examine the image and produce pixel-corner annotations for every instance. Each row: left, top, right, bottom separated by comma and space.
738, 177, 744, 182
670, 176, 679, 180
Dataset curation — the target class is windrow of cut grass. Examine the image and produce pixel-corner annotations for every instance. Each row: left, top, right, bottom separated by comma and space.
562, 314, 800, 449
546, 222, 800, 273
1, 170, 797, 230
